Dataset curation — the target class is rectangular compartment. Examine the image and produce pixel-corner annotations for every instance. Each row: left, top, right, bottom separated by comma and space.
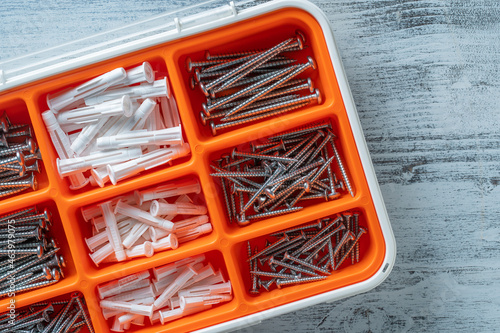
65, 174, 219, 280
203, 116, 363, 238
0, 97, 48, 203
0, 290, 95, 333
89, 250, 237, 333
168, 7, 339, 141
29, 56, 192, 197
0, 200, 78, 310
232, 209, 372, 304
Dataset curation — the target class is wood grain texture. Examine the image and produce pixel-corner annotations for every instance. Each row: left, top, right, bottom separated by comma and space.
1, 0, 499, 332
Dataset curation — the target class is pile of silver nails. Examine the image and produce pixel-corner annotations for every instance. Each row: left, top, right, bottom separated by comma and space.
210, 123, 354, 226
0, 111, 42, 199
247, 213, 366, 293
186, 33, 321, 135
0, 292, 95, 333
0, 206, 66, 299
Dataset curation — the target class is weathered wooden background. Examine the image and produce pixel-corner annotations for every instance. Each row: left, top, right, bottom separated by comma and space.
1, 0, 499, 332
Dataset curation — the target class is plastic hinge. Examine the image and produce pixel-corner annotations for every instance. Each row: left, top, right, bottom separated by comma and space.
176, 1, 237, 32
0, 70, 5, 85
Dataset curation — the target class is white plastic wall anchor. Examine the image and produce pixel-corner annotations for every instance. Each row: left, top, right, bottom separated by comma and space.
111, 316, 126, 332
173, 215, 210, 232
100, 300, 154, 317
189, 271, 225, 289
107, 144, 190, 185
98, 270, 151, 299
86, 220, 134, 252
159, 304, 212, 325
150, 200, 207, 217
153, 264, 198, 310
70, 116, 109, 156
102, 308, 124, 320
135, 178, 200, 205
152, 264, 205, 298
90, 166, 110, 188
117, 98, 157, 133
182, 263, 216, 289
125, 241, 154, 258
89, 243, 114, 266
85, 77, 170, 105
96, 126, 183, 150
132, 315, 145, 326
96, 115, 124, 139
101, 201, 127, 262
178, 281, 232, 298
159, 96, 181, 128
153, 254, 206, 281
153, 273, 179, 296
169, 296, 180, 309
153, 103, 166, 130
177, 223, 213, 243
41, 110, 89, 189
116, 313, 139, 327
47, 68, 127, 112
149, 311, 161, 325
81, 204, 102, 221
92, 214, 130, 232
180, 294, 232, 310
115, 200, 174, 231
151, 234, 179, 251
56, 95, 133, 126
112, 62, 155, 88
57, 147, 142, 176
122, 222, 150, 249
62, 122, 87, 134
107, 285, 155, 303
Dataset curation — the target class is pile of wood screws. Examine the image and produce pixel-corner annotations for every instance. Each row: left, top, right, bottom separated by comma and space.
0, 292, 95, 333
210, 123, 353, 226
0, 111, 42, 199
187, 33, 321, 135
247, 213, 366, 293
0, 206, 65, 299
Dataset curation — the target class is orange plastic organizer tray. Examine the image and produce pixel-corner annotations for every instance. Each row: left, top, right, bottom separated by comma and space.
0, 7, 386, 333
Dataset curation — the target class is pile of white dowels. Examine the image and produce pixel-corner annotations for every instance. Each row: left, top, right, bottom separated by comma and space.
41, 61, 190, 189
82, 178, 212, 266
98, 254, 233, 331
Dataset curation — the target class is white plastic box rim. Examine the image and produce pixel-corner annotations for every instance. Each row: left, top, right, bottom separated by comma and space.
0, 1, 396, 332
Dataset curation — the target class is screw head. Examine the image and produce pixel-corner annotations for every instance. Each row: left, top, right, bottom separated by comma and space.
236, 214, 250, 226
307, 78, 314, 93
27, 138, 37, 154
58, 255, 66, 268
307, 56, 317, 70
42, 266, 51, 280
200, 111, 208, 126
314, 89, 322, 105
185, 57, 193, 72
210, 121, 217, 136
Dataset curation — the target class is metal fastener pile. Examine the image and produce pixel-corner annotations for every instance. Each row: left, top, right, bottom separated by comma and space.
247, 213, 366, 293
0, 206, 65, 299
0, 292, 95, 333
187, 33, 321, 135
210, 123, 353, 226
42, 61, 189, 189
97, 254, 232, 331
0, 111, 42, 199
82, 178, 212, 266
